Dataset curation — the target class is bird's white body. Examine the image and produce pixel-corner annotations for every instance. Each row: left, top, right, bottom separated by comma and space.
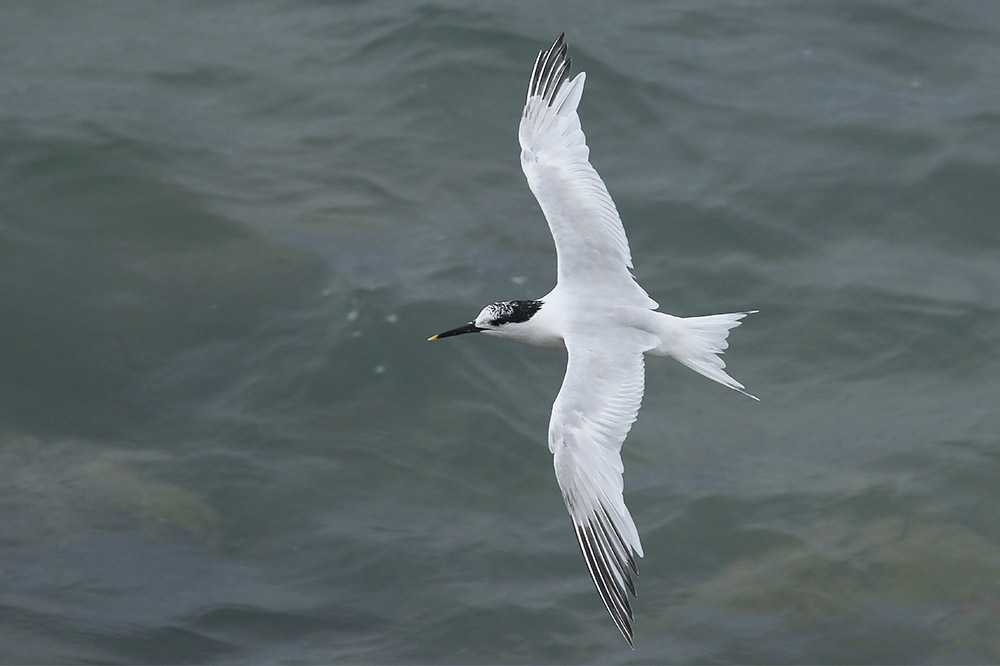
430, 34, 755, 647
482, 286, 753, 395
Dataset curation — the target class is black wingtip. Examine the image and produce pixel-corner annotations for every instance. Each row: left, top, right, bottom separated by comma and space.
569, 504, 645, 649
575, 522, 634, 646
528, 33, 573, 106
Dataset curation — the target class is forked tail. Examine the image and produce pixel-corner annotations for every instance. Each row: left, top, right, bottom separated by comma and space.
653, 311, 758, 400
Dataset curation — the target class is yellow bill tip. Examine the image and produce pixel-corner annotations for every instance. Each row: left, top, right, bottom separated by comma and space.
427, 334, 439, 341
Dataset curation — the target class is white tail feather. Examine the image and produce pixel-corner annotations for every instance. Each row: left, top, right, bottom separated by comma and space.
651, 311, 758, 400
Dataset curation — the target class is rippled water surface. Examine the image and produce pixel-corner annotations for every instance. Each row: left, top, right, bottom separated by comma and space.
2, 2, 999, 663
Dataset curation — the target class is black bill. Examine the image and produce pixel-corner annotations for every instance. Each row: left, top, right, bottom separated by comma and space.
428, 322, 482, 341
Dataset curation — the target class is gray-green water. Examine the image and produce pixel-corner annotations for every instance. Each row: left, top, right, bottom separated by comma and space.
2, 2, 999, 663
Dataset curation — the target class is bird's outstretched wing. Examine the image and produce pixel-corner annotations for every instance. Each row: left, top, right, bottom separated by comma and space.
549, 332, 652, 647
519, 34, 655, 308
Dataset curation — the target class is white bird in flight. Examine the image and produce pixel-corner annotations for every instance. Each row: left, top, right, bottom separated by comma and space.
429, 33, 757, 647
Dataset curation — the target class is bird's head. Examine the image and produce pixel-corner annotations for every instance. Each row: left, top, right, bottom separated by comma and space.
428, 300, 544, 341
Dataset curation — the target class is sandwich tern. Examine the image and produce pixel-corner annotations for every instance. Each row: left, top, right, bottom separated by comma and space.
429, 33, 756, 647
